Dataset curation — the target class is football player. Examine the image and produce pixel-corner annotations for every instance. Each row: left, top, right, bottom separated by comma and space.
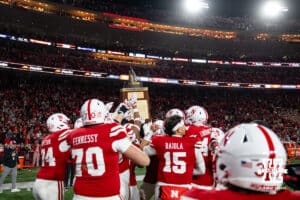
185, 105, 222, 190
33, 113, 72, 200
127, 127, 141, 200
67, 98, 149, 200
140, 119, 164, 200
140, 109, 185, 200
181, 123, 300, 200
144, 115, 205, 200
119, 122, 141, 200
118, 95, 141, 200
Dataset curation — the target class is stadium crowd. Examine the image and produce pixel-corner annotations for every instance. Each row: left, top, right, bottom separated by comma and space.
1, 39, 300, 84
0, 70, 299, 151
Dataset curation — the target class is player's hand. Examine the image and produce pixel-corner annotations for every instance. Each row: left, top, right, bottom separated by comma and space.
113, 103, 132, 121
125, 93, 138, 108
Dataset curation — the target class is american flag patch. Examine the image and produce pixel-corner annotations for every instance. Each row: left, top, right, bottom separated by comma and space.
241, 160, 253, 168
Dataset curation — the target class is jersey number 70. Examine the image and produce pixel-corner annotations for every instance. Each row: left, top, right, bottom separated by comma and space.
72, 147, 105, 176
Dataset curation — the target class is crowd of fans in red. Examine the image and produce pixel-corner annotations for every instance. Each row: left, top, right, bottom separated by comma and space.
0, 71, 299, 163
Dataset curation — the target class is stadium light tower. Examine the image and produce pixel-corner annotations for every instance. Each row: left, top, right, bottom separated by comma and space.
260, 1, 288, 19
183, 0, 209, 14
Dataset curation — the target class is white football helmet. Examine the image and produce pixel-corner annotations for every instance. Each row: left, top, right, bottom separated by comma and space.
217, 123, 287, 193
46, 113, 70, 133
184, 105, 208, 125
165, 108, 185, 119
153, 119, 165, 135
80, 99, 108, 126
74, 118, 83, 129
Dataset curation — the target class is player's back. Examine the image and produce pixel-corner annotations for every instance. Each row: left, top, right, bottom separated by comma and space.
68, 122, 127, 197
37, 129, 70, 181
186, 125, 215, 187
152, 135, 197, 185
181, 188, 300, 200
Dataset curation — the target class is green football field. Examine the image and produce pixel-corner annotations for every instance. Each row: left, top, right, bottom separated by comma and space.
0, 167, 146, 200
0, 160, 299, 200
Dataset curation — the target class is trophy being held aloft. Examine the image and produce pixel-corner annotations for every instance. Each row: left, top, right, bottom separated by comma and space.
128, 67, 142, 88
121, 68, 151, 120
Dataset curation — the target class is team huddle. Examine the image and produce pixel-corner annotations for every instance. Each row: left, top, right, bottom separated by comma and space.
32, 96, 300, 200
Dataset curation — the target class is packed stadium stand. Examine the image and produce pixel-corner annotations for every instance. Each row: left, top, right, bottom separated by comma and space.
0, 70, 299, 145
1, 39, 300, 84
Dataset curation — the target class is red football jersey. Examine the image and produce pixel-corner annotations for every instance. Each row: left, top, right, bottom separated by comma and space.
185, 125, 215, 186
37, 129, 71, 181
124, 123, 139, 142
181, 188, 300, 200
151, 135, 198, 185
129, 143, 140, 186
118, 123, 136, 173
67, 123, 132, 197
129, 160, 137, 186
119, 154, 129, 173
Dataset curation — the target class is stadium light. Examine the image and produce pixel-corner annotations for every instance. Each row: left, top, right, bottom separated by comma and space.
261, 1, 288, 19
183, 0, 209, 14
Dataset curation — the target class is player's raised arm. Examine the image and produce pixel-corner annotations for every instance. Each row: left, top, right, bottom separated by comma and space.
124, 144, 150, 166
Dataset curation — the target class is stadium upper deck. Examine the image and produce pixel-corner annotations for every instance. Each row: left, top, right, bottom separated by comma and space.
0, 1, 299, 63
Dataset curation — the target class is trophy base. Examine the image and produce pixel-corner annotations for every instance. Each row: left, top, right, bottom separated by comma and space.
127, 81, 143, 88
120, 87, 150, 120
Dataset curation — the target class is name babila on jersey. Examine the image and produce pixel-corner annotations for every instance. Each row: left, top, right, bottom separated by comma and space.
165, 142, 184, 150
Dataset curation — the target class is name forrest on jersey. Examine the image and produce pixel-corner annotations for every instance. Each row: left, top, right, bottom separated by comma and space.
73, 134, 98, 145
165, 142, 184, 150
